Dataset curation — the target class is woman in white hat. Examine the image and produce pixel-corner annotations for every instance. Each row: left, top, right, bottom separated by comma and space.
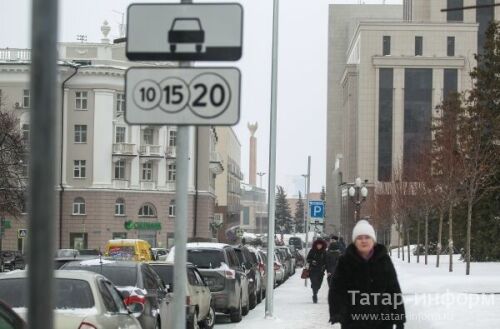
328, 220, 406, 329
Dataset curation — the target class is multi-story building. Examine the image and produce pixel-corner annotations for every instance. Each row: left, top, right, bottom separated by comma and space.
214, 127, 243, 240
0, 24, 223, 250
326, 0, 493, 241
240, 183, 268, 234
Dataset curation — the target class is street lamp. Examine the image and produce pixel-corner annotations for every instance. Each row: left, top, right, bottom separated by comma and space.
348, 177, 368, 222
256, 172, 266, 188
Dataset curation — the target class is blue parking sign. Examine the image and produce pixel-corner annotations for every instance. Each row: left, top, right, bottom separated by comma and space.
309, 200, 324, 220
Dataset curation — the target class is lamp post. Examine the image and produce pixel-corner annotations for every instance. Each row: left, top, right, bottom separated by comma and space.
257, 172, 266, 188
348, 177, 368, 222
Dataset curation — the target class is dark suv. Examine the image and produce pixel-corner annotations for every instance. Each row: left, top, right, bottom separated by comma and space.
61, 259, 169, 329
166, 243, 250, 323
233, 245, 260, 309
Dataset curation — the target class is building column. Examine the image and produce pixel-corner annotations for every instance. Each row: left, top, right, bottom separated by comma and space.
392, 68, 405, 171
92, 89, 114, 187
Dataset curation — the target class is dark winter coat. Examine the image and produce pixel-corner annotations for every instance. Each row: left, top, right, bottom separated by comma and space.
307, 239, 328, 291
329, 243, 406, 329
326, 242, 341, 275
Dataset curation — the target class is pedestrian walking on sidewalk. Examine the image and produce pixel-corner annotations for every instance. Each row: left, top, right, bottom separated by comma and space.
326, 239, 341, 287
329, 220, 406, 329
306, 238, 327, 303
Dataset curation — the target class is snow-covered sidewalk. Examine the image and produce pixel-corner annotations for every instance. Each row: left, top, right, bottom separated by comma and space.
215, 252, 500, 329
216, 272, 335, 329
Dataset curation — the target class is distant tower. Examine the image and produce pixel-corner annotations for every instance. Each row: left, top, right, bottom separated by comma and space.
248, 122, 258, 186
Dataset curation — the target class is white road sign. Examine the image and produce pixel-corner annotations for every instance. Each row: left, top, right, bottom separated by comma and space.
126, 3, 243, 61
125, 67, 240, 125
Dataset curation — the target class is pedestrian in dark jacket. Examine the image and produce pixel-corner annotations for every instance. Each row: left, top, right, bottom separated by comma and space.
306, 238, 327, 303
329, 220, 405, 329
338, 237, 347, 253
326, 241, 341, 287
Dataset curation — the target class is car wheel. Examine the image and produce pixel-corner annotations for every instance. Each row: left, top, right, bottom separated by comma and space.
196, 44, 202, 52
170, 44, 176, 52
249, 289, 257, 310
256, 288, 262, 304
189, 311, 200, 329
229, 297, 242, 323
200, 305, 215, 329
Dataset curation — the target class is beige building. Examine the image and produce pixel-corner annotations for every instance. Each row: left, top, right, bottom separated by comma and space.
326, 0, 493, 241
0, 24, 223, 250
240, 183, 267, 234
214, 127, 243, 240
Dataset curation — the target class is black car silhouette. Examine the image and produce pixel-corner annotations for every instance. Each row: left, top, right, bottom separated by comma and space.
168, 18, 205, 53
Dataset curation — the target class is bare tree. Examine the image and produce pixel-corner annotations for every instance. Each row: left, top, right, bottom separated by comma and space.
0, 109, 27, 218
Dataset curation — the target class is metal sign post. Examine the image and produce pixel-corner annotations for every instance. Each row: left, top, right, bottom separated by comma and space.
265, 0, 279, 318
28, 0, 59, 328
304, 156, 311, 287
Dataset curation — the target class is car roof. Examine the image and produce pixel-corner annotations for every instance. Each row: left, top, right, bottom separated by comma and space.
185, 242, 230, 250
148, 261, 195, 268
0, 269, 105, 281
63, 259, 139, 268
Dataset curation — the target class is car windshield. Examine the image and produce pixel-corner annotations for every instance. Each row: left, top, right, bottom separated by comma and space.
56, 250, 79, 258
0, 278, 94, 309
187, 249, 224, 269
172, 19, 201, 30
150, 265, 174, 287
63, 265, 137, 287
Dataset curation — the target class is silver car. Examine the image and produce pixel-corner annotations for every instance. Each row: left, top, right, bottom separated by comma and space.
0, 270, 142, 329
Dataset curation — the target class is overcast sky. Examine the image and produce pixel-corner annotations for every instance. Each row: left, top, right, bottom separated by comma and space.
0, 0, 401, 195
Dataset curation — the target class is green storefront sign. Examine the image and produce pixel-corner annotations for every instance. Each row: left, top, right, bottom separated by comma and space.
124, 220, 161, 231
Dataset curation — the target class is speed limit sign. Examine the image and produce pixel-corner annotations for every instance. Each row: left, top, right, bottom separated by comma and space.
125, 67, 240, 125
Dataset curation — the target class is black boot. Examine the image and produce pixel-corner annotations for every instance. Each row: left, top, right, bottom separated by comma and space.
312, 292, 318, 303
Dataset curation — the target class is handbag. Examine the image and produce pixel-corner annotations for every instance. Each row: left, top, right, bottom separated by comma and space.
301, 267, 310, 279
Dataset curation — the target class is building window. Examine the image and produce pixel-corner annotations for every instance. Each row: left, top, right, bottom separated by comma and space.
142, 162, 153, 181
73, 197, 86, 215
22, 124, 30, 144
74, 125, 87, 143
115, 126, 126, 143
169, 200, 176, 217
404, 68, 433, 181
443, 69, 458, 101
447, 36, 455, 56
242, 207, 250, 225
169, 130, 177, 146
113, 232, 127, 239
0, 89, 2, 106
117, 93, 125, 113
74, 160, 86, 178
143, 128, 154, 145
115, 198, 125, 216
378, 68, 394, 182
415, 36, 423, 56
139, 203, 156, 217
476, 0, 494, 54
447, 0, 464, 22
114, 160, 125, 180
167, 163, 176, 181
23, 89, 30, 108
75, 91, 88, 110
383, 36, 391, 56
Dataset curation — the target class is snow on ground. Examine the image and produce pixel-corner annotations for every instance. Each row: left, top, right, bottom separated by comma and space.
215, 248, 500, 329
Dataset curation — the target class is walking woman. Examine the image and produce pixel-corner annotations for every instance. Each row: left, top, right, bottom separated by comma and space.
306, 239, 327, 303
325, 238, 341, 287
329, 220, 406, 329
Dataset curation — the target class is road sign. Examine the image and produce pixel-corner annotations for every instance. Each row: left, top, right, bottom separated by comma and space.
18, 229, 28, 239
309, 200, 325, 223
125, 67, 240, 125
127, 3, 243, 61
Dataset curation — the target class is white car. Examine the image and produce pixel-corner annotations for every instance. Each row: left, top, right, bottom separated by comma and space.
0, 270, 142, 329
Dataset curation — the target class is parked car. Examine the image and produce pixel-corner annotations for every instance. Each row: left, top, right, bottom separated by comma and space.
277, 246, 296, 275
257, 250, 268, 295
104, 239, 153, 261
0, 299, 26, 329
152, 248, 169, 261
0, 270, 142, 329
288, 237, 304, 250
61, 259, 169, 329
55, 249, 80, 258
167, 243, 250, 323
247, 246, 265, 304
275, 249, 291, 280
53, 256, 90, 269
272, 252, 285, 286
0, 251, 25, 271
78, 249, 102, 258
233, 245, 260, 310
149, 262, 215, 329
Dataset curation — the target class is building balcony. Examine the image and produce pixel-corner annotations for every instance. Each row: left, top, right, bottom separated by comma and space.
209, 152, 224, 175
140, 181, 157, 190
0, 48, 31, 61
113, 179, 130, 189
166, 146, 177, 158
165, 181, 176, 191
139, 145, 163, 157
113, 143, 136, 155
